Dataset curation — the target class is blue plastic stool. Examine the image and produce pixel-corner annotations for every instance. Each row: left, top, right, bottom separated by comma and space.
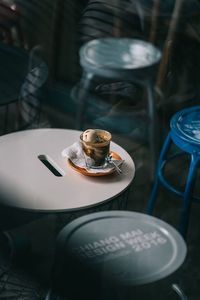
147, 106, 200, 238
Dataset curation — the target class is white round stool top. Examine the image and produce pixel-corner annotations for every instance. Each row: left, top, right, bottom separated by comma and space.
80, 38, 161, 80
54, 211, 187, 300
58, 211, 187, 286
0, 129, 135, 212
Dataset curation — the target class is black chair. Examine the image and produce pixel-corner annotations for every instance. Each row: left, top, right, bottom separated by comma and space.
17, 45, 49, 131
0, 200, 48, 298
2, 44, 49, 133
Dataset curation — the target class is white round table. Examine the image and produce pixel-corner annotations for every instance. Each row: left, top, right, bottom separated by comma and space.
0, 128, 135, 212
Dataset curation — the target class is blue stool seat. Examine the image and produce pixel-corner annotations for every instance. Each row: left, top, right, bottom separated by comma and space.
147, 106, 200, 238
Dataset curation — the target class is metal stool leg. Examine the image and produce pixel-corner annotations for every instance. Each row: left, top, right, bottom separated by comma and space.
180, 154, 199, 238
172, 284, 188, 300
146, 80, 158, 179
75, 72, 94, 130
147, 132, 172, 214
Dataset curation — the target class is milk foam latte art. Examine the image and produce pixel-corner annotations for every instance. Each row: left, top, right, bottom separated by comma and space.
80, 129, 112, 168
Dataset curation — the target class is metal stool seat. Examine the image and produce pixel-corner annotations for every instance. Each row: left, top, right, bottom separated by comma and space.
75, 38, 161, 174
49, 211, 187, 300
147, 106, 200, 238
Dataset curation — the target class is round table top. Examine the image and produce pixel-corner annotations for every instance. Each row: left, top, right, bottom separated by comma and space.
0, 128, 135, 212
0, 42, 28, 106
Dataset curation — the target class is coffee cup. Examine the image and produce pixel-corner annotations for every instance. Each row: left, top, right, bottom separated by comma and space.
80, 129, 112, 168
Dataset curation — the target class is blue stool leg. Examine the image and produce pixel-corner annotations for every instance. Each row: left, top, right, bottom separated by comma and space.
179, 154, 199, 238
147, 132, 172, 215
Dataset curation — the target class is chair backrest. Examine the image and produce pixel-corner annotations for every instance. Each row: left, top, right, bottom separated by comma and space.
18, 45, 48, 129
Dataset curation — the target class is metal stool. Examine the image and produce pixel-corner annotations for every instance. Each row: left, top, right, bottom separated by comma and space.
49, 211, 187, 300
147, 106, 200, 238
75, 38, 161, 174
